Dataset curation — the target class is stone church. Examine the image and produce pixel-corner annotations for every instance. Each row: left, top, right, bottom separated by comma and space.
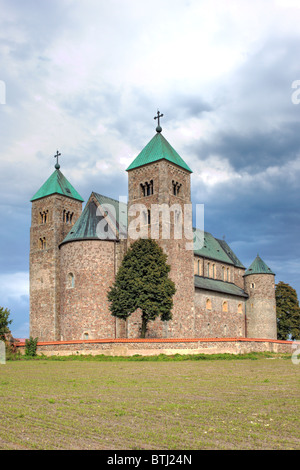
29, 116, 277, 342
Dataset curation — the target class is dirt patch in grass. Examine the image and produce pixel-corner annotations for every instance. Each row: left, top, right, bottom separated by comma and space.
0, 359, 299, 450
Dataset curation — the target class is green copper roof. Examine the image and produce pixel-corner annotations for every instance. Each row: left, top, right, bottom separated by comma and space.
61, 193, 127, 245
193, 229, 239, 266
93, 192, 127, 238
61, 199, 116, 245
216, 239, 245, 268
194, 275, 248, 298
30, 169, 84, 202
244, 255, 275, 276
126, 132, 192, 173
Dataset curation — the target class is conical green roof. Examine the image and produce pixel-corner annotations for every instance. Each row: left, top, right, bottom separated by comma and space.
30, 168, 84, 202
244, 255, 275, 276
60, 193, 127, 245
126, 132, 192, 173
61, 200, 115, 244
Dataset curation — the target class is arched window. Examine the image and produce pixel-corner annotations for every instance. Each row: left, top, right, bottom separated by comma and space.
207, 262, 210, 278
222, 301, 228, 312
206, 299, 212, 310
198, 259, 201, 276
172, 181, 182, 196
83, 332, 89, 340
39, 237, 47, 250
238, 303, 243, 314
68, 273, 75, 288
174, 209, 181, 225
250, 282, 255, 289
227, 268, 230, 282
194, 259, 198, 275
143, 210, 148, 226
141, 180, 154, 197
222, 266, 225, 281
63, 210, 74, 224
147, 209, 151, 225
147, 180, 154, 195
212, 264, 216, 279
39, 210, 48, 224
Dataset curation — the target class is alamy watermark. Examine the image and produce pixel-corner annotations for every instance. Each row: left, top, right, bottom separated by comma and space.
291, 342, 300, 365
95, 200, 204, 250
0, 341, 5, 364
0, 80, 6, 104
291, 80, 300, 104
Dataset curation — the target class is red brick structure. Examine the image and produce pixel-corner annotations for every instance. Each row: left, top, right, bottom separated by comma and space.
29, 122, 278, 343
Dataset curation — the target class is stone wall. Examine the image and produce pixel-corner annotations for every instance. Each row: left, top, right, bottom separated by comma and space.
30, 195, 82, 341
59, 239, 117, 340
15, 337, 296, 357
193, 257, 245, 289
194, 288, 246, 338
244, 273, 277, 339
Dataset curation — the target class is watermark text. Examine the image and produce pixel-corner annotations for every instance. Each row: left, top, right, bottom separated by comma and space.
0, 80, 6, 104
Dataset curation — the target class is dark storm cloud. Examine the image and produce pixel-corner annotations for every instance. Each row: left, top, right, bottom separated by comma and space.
191, 151, 300, 294
192, 121, 300, 172
164, 93, 213, 120
186, 35, 300, 172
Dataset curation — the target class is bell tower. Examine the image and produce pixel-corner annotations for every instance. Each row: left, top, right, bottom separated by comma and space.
126, 113, 195, 338
29, 153, 83, 341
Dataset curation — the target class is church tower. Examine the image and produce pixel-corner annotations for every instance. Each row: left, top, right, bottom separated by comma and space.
244, 255, 277, 339
29, 154, 83, 341
126, 113, 195, 338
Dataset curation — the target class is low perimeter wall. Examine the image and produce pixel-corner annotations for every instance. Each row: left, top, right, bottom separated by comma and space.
15, 337, 296, 357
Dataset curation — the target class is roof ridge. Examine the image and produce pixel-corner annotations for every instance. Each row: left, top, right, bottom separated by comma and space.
92, 191, 126, 205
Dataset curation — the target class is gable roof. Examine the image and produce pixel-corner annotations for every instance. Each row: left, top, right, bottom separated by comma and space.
126, 132, 192, 173
244, 255, 275, 276
30, 168, 84, 202
193, 229, 244, 268
216, 238, 245, 268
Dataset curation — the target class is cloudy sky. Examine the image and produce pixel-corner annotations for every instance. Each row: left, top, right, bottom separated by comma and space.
0, 0, 300, 338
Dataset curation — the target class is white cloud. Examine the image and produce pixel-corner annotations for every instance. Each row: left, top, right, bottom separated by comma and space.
0, 272, 29, 300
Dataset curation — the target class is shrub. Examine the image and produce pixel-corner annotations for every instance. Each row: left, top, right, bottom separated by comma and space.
25, 336, 38, 357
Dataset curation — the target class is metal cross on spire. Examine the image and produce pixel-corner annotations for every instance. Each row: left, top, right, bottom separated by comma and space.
154, 110, 164, 133
54, 150, 61, 169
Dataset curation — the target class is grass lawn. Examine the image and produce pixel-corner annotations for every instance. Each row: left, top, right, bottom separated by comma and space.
0, 356, 299, 450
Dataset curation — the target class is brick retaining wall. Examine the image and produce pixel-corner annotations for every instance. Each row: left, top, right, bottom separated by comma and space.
15, 337, 296, 357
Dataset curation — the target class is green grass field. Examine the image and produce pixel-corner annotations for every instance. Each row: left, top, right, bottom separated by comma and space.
0, 355, 299, 450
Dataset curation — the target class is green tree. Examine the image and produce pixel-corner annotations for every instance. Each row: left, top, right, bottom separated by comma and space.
276, 281, 300, 340
25, 336, 38, 357
108, 238, 176, 338
0, 306, 12, 341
